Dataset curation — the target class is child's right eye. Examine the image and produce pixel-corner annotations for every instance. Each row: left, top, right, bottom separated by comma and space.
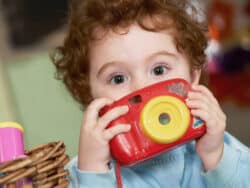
110, 74, 128, 85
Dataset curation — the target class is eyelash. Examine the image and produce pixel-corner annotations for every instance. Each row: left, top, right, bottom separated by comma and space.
151, 64, 170, 76
107, 73, 128, 85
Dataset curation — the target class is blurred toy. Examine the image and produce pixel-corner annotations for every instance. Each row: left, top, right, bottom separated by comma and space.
208, 0, 234, 42
0, 122, 25, 163
0, 122, 32, 188
207, 0, 250, 106
0, 122, 70, 188
101, 79, 206, 166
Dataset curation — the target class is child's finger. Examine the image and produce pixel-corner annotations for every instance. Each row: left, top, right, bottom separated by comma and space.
98, 105, 129, 130
84, 98, 114, 127
103, 124, 131, 141
190, 109, 210, 125
191, 85, 218, 104
186, 99, 209, 111
188, 98, 226, 130
191, 108, 223, 132
187, 92, 210, 107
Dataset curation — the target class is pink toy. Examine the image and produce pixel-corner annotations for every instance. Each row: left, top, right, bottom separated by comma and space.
0, 122, 25, 163
0, 122, 32, 188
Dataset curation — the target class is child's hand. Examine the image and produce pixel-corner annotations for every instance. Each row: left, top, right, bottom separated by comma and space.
78, 98, 130, 172
186, 85, 226, 171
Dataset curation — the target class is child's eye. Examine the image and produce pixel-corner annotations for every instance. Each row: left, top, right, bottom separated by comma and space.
110, 74, 128, 85
152, 65, 169, 76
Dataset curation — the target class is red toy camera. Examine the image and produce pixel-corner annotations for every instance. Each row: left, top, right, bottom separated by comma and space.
101, 78, 206, 166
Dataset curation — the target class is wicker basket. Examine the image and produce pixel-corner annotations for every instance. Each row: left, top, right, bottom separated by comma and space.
0, 141, 70, 188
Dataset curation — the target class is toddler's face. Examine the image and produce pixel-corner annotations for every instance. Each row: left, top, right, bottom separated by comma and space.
89, 24, 200, 101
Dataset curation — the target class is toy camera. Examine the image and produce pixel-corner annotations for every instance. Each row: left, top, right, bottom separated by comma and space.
100, 78, 206, 166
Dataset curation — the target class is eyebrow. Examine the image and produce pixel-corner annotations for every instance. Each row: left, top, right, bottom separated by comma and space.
146, 50, 177, 62
97, 61, 120, 77
96, 50, 177, 77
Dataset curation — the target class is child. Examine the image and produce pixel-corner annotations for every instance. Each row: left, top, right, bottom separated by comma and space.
52, 0, 250, 187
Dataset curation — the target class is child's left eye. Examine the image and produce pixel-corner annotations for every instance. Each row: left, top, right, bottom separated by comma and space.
152, 65, 169, 76
109, 74, 128, 85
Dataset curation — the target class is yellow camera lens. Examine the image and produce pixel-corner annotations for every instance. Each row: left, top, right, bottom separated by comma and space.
140, 96, 190, 143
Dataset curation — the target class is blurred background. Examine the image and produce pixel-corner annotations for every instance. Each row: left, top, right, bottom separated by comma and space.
0, 0, 249, 158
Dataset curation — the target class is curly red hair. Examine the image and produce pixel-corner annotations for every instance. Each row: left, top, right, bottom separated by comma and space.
52, 0, 208, 106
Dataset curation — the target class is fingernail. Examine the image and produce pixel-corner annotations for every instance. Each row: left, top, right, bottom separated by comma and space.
126, 124, 131, 130
122, 106, 129, 111
107, 99, 114, 105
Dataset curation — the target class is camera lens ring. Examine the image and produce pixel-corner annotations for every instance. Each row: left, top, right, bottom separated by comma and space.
140, 96, 190, 144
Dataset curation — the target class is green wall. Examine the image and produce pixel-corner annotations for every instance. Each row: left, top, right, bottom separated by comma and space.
0, 61, 15, 122
5, 53, 83, 157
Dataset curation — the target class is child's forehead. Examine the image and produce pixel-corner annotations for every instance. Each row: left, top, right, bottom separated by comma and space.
89, 24, 177, 56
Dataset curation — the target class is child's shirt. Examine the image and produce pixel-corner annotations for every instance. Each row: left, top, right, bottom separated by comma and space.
66, 132, 250, 188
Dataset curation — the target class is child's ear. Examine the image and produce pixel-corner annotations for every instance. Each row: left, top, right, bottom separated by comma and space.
191, 69, 201, 85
